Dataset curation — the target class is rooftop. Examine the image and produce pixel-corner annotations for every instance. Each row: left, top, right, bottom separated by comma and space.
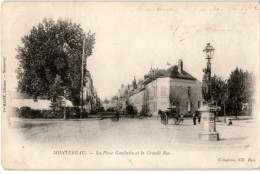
143, 65, 196, 84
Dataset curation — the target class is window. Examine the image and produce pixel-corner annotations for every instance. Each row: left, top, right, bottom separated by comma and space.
188, 86, 191, 97
161, 86, 167, 96
188, 101, 191, 112
154, 102, 157, 111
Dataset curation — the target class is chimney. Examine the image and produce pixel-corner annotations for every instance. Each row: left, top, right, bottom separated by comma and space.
178, 59, 183, 74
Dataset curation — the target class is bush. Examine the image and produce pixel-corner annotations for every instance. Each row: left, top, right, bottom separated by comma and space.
53, 110, 64, 118
41, 110, 54, 118
225, 110, 249, 116
66, 107, 80, 119
17, 106, 92, 119
33, 109, 41, 117
18, 107, 63, 118
19, 106, 33, 118
100, 112, 116, 116
19, 106, 31, 112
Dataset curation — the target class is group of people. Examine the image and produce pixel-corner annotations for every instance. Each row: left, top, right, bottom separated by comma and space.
159, 108, 201, 126
116, 107, 202, 125
174, 112, 201, 125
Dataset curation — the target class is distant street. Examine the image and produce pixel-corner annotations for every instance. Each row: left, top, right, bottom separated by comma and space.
8, 116, 255, 150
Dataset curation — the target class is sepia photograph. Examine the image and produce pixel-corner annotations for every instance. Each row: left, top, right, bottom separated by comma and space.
1, 2, 260, 169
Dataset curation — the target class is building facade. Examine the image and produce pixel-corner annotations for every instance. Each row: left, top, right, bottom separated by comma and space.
117, 84, 129, 113
128, 89, 145, 114
83, 70, 99, 113
120, 59, 203, 117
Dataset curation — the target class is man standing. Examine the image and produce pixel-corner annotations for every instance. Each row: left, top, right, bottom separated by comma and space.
198, 111, 201, 124
180, 113, 184, 123
116, 109, 120, 121
193, 111, 196, 125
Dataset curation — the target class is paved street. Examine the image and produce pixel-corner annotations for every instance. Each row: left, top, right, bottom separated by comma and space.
8, 115, 255, 150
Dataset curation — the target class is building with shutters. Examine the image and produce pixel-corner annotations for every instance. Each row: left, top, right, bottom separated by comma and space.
121, 59, 203, 116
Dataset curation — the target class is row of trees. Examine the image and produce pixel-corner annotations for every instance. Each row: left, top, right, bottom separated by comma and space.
16, 18, 96, 110
208, 68, 254, 119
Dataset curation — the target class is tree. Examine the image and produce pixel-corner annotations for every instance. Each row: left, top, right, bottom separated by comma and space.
170, 92, 181, 110
210, 75, 226, 105
49, 75, 65, 114
16, 18, 95, 106
169, 88, 186, 114
227, 68, 254, 119
209, 75, 228, 120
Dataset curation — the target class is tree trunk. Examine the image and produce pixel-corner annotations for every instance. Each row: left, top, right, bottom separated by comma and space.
63, 106, 66, 120
235, 102, 238, 120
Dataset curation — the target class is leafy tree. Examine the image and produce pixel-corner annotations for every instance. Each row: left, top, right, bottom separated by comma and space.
169, 88, 186, 114
210, 75, 227, 105
209, 75, 228, 120
49, 75, 65, 114
227, 68, 254, 119
170, 92, 181, 109
16, 18, 95, 106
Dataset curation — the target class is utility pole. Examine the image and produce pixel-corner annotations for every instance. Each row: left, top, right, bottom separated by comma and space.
80, 37, 85, 119
64, 89, 66, 120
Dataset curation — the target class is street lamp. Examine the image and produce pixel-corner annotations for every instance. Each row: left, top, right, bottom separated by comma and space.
202, 43, 214, 102
80, 37, 85, 119
203, 43, 215, 59
198, 43, 219, 141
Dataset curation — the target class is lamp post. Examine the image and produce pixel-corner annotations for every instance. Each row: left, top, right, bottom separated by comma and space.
80, 37, 85, 119
198, 43, 219, 141
64, 89, 66, 120
202, 43, 214, 102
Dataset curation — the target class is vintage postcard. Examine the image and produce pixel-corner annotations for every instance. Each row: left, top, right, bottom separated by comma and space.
1, 2, 260, 169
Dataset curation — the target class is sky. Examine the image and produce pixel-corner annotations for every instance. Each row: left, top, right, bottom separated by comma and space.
2, 2, 259, 101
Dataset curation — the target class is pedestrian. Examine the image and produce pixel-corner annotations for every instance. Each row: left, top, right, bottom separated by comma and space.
198, 111, 201, 124
193, 111, 196, 125
228, 119, 232, 126
174, 112, 180, 125
116, 109, 120, 121
180, 113, 184, 123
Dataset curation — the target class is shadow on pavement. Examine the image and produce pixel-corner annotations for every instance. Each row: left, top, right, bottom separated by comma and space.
12, 122, 54, 130
219, 137, 248, 141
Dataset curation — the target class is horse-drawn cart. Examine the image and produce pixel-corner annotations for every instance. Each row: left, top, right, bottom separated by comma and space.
159, 106, 181, 125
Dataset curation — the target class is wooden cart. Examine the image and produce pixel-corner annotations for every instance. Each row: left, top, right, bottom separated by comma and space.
159, 106, 180, 125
